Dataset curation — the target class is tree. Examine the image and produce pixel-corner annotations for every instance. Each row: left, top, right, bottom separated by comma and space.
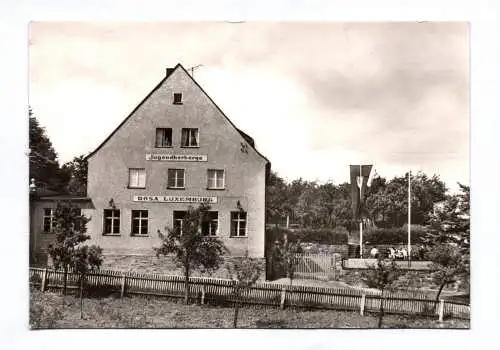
62, 154, 88, 196
422, 183, 470, 300
72, 244, 103, 318
155, 204, 227, 304
47, 201, 102, 298
275, 235, 303, 286
363, 258, 402, 328
226, 256, 262, 328
266, 171, 291, 226
425, 244, 467, 303
365, 172, 447, 227
29, 108, 69, 192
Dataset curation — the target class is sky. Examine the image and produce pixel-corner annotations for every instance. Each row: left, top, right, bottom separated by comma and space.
28, 21, 469, 192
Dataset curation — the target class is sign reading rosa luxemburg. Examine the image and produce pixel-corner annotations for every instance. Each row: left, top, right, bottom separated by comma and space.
134, 195, 217, 204
146, 154, 207, 162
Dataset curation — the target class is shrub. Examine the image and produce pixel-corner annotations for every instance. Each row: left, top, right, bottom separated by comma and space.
255, 318, 287, 328
265, 227, 348, 246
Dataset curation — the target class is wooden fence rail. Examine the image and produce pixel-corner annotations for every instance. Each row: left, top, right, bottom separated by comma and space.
29, 267, 469, 320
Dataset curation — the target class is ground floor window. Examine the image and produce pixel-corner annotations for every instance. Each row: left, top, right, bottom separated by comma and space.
202, 211, 218, 236
43, 208, 54, 233
131, 210, 148, 235
103, 209, 120, 235
173, 210, 187, 234
230, 211, 247, 237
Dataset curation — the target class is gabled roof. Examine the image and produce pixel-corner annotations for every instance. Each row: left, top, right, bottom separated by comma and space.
85, 63, 269, 164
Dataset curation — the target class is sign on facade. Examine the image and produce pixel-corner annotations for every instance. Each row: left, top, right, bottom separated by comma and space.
133, 195, 217, 203
146, 154, 208, 162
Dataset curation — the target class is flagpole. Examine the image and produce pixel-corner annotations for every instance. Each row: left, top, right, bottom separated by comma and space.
408, 170, 411, 267
359, 165, 363, 259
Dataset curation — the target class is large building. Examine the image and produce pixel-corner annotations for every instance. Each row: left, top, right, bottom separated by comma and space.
30, 64, 270, 264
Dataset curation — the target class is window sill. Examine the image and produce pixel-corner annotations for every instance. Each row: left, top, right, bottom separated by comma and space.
229, 236, 248, 238
180, 146, 200, 149
128, 186, 146, 190
154, 146, 173, 148
206, 187, 225, 191
103, 234, 121, 237
167, 187, 186, 190
173, 102, 183, 105
131, 234, 149, 237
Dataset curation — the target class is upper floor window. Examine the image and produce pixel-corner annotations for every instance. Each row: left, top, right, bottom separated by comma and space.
43, 208, 54, 233
173, 93, 183, 104
230, 211, 247, 237
129, 168, 146, 188
181, 128, 199, 148
103, 209, 120, 235
168, 168, 185, 189
202, 211, 218, 236
155, 128, 172, 148
173, 210, 187, 234
131, 210, 148, 236
207, 169, 225, 189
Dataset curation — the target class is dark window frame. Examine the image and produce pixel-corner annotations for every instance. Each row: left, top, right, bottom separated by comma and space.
167, 168, 185, 189
103, 209, 121, 235
180, 128, 199, 148
155, 128, 173, 148
131, 210, 149, 236
230, 211, 247, 237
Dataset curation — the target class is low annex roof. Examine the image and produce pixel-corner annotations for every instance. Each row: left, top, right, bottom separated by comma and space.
85, 63, 269, 165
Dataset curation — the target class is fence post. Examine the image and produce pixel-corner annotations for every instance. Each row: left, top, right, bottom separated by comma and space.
360, 293, 366, 316
280, 287, 287, 309
438, 299, 445, 322
41, 268, 48, 292
201, 285, 206, 305
120, 274, 126, 298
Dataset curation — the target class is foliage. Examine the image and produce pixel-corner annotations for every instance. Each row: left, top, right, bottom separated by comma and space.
363, 258, 404, 328
62, 154, 88, 196
226, 257, 263, 328
365, 172, 447, 227
155, 204, 227, 303
363, 227, 428, 245
29, 108, 69, 192
47, 201, 102, 293
421, 184, 470, 300
266, 227, 348, 247
273, 237, 303, 286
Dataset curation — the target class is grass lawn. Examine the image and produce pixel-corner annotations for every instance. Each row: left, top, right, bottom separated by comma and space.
30, 289, 469, 329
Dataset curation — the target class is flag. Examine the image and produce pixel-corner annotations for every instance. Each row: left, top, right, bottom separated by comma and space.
350, 165, 372, 219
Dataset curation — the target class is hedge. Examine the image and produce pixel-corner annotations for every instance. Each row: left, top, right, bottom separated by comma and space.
265, 227, 348, 246
363, 226, 428, 245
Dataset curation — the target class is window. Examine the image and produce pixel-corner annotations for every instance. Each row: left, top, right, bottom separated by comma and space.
103, 209, 120, 235
43, 208, 54, 233
155, 128, 172, 147
173, 211, 187, 234
173, 93, 183, 104
131, 210, 148, 236
129, 168, 146, 188
202, 212, 218, 236
168, 168, 185, 189
207, 169, 225, 189
230, 211, 247, 237
181, 128, 199, 147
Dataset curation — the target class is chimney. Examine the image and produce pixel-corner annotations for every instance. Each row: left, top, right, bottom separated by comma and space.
166, 68, 175, 77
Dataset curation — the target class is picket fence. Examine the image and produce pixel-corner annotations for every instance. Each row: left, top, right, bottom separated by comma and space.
29, 267, 469, 321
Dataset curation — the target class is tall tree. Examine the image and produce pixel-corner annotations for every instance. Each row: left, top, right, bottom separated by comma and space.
265, 171, 291, 225
62, 154, 88, 196
155, 204, 227, 304
365, 172, 447, 227
422, 183, 470, 300
29, 108, 69, 192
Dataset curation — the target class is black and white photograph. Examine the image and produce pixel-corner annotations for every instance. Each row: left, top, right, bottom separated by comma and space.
27, 21, 470, 329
